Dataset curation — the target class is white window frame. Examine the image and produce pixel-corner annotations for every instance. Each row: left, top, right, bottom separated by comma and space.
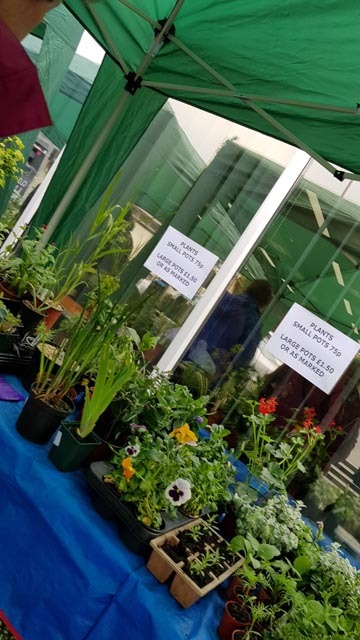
156, 149, 311, 373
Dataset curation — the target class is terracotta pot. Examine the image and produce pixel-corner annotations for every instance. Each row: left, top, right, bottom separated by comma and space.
218, 601, 251, 640
226, 575, 243, 601
231, 630, 259, 640
44, 304, 64, 329
226, 576, 271, 606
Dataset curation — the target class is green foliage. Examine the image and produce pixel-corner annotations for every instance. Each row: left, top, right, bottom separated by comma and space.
49, 199, 131, 304
77, 340, 136, 439
232, 493, 313, 555
239, 399, 324, 491
34, 298, 131, 404
107, 424, 236, 528
0, 298, 22, 334
228, 488, 360, 640
189, 547, 223, 577
0, 136, 24, 189
180, 424, 236, 516
112, 366, 209, 439
0, 226, 57, 299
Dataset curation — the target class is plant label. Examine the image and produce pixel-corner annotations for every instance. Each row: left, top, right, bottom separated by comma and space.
144, 226, 218, 300
53, 430, 62, 447
265, 303, 359, 394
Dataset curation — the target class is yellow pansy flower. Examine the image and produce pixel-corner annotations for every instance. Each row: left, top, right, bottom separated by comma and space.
169, 423, 198, 444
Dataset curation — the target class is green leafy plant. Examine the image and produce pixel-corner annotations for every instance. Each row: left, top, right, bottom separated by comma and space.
179, 424, 236, 516
47, 189, 131, 305
187, 524, 205, 543
0, 226, 57, 299
0, 136, 24, 188
239, 399, 324, 491
106, 424, 236, 529
232, 493, 313, 556
189, 547, 223, 577
0, 298, 22, 334
77, 340, 136, 439
111, 366, 209, 439
34, 298, 130, 406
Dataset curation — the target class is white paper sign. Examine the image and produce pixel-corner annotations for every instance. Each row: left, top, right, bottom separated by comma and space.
144, 226, 219, 300
265, 303, 359, 394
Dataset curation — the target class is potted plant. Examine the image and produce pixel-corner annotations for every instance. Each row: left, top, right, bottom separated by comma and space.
0, 226, 57, 299
217, 600, 251, 640
177, 424, 237, 517
0, 183, 131, 333
39, 193, 131, 310
236, 397, 325, 493
147, 518, 244, 608
86, 423, 237, 553
16, 299, 130, 444
0, 297, 22, 352
231, 493, 314, 560
48, 339, 135, 471
93, 361, 209, 448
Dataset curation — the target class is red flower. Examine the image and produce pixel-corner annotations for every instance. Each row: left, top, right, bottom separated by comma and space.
313, 426, 322, 434
328, 420, 336, 429
304, 407, 317, 420
258, 397, 278, 415
41, 224, 47, 230
302, 419, 313, 429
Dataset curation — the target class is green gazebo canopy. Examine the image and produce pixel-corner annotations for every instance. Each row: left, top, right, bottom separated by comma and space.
37, 0, 360, 242
65, 0, 360, 176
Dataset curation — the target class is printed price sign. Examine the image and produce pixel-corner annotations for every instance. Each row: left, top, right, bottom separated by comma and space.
144, 226, 218, 300
265, 303, 359, 394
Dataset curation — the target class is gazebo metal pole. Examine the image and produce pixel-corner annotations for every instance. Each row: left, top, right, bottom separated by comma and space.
142, 80, 357, 115
41, 0, 185, 243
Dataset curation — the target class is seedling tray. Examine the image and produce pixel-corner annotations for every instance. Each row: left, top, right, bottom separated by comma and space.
147, 519, 244, 607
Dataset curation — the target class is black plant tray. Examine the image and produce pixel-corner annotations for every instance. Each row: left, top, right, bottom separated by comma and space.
86, 461, 196, 556
0, 344, 34, 375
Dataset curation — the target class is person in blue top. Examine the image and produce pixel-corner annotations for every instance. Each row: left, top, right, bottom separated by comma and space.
186, 279, 273, 376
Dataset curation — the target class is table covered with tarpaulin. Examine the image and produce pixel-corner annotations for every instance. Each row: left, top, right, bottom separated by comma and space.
0, 376, 224, 640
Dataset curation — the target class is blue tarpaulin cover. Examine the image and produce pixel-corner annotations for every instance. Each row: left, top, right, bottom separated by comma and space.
1, 377, 357, 639
0, 376, 224, 640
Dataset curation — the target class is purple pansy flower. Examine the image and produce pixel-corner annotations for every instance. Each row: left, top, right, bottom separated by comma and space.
194, 416, 203, 424
165, 478, 191, 506
124, 444, 140, 457
130, 422, 147, 433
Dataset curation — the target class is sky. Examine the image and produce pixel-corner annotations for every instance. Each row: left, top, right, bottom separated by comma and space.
76, 31, 105, 64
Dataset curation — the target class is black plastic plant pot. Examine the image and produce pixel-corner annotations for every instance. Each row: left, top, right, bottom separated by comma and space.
48, 422, 101, 472
1, 296, 21, 316
86, 461, 196, 556
17, 301, 46, 337
20, 342, 62, 392
0, 332, 19, 353
16, 387, 74, 444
